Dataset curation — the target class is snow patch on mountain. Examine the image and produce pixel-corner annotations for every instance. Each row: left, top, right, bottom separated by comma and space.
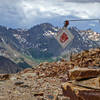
13, 34, 27, 43
43, 30, 57, 37
80, 30, 100, 42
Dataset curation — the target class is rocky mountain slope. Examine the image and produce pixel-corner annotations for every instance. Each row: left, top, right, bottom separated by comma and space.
0, 28, 36, 68
0, 56, 22, 74
0, 48, 100, 100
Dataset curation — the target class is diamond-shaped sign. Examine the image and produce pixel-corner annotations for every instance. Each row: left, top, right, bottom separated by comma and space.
54, 27, 74, 48
60, 32, 69, 43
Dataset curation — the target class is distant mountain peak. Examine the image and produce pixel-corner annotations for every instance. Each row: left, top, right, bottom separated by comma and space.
39, 23, 53, 26
29, 23, 54, 31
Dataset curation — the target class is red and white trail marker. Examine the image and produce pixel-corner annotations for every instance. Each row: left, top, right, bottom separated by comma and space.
54, 27, 74, 48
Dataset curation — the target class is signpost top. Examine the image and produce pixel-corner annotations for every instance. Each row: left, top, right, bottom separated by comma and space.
64, 19, 100, 27
65, 19, 100, 22
55, 18, 100, 49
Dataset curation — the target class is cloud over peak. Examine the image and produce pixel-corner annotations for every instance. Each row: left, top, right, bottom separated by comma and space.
63, 0, 100, 2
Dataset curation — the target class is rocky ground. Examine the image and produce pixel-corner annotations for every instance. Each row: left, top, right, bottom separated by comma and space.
0, 48, 100, 100
0, 70, 68, 100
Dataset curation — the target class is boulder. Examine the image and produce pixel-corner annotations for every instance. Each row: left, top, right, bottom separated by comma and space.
73, 77, 100, 89
0, 74, 10, 80
68, 68, 100, 80
14, 81, 24, 86
62, 82, 100, 100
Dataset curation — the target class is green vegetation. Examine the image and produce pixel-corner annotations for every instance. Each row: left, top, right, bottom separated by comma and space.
28, 48, 53, 59
22, 53, 54, 64
25, 48, 55, 64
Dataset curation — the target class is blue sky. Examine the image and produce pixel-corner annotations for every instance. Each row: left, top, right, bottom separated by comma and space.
0, 0, 100, 28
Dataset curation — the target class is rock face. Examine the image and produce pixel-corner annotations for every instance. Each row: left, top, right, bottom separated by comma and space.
62, 75, 100, 100
68, 68, 100, 80
74, 77, 100, 89
62, 82, 100, 100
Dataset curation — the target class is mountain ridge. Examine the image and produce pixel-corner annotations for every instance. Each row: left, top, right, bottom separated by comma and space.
0, 23, 100, 65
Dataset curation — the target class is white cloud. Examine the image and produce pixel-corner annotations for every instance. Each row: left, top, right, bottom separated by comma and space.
0, 0, 100, 28
62, 0, 100, 2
